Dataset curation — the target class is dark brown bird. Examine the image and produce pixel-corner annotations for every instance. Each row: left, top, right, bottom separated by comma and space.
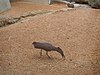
32, 41, 65, 59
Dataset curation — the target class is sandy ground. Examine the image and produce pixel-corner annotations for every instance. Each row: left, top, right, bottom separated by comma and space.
1, 2, 66, 16
0, 2, 100, 75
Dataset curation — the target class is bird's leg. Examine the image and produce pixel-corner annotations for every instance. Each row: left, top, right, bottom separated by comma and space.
40, 49, 42, 56
46, 51, 51, 59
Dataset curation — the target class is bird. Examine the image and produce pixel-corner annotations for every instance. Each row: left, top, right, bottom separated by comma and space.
32, 41, 65, 59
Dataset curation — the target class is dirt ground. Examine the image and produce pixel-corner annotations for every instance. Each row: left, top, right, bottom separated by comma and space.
1, 2, 66, 16
0, 2, 100, 75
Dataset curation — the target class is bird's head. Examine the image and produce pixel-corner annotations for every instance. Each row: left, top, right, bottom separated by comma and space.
56, 47, 65, 59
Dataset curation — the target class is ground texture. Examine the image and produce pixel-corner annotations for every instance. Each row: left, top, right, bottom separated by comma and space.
0, 2, 100, 75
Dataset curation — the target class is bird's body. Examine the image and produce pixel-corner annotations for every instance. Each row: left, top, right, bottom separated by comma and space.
33, 42, 57, 51
32, 41, 65, 59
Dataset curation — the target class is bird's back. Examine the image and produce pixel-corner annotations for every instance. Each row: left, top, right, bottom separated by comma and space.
32, 42, 57, 51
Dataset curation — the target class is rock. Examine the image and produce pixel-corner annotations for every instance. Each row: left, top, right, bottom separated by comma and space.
67, 3, 74, 8
74, 3, 91, 8
67, 0, 75, 2
0, 16, 20, 27
88, 0, 100, 9
74, 0, 88, 3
